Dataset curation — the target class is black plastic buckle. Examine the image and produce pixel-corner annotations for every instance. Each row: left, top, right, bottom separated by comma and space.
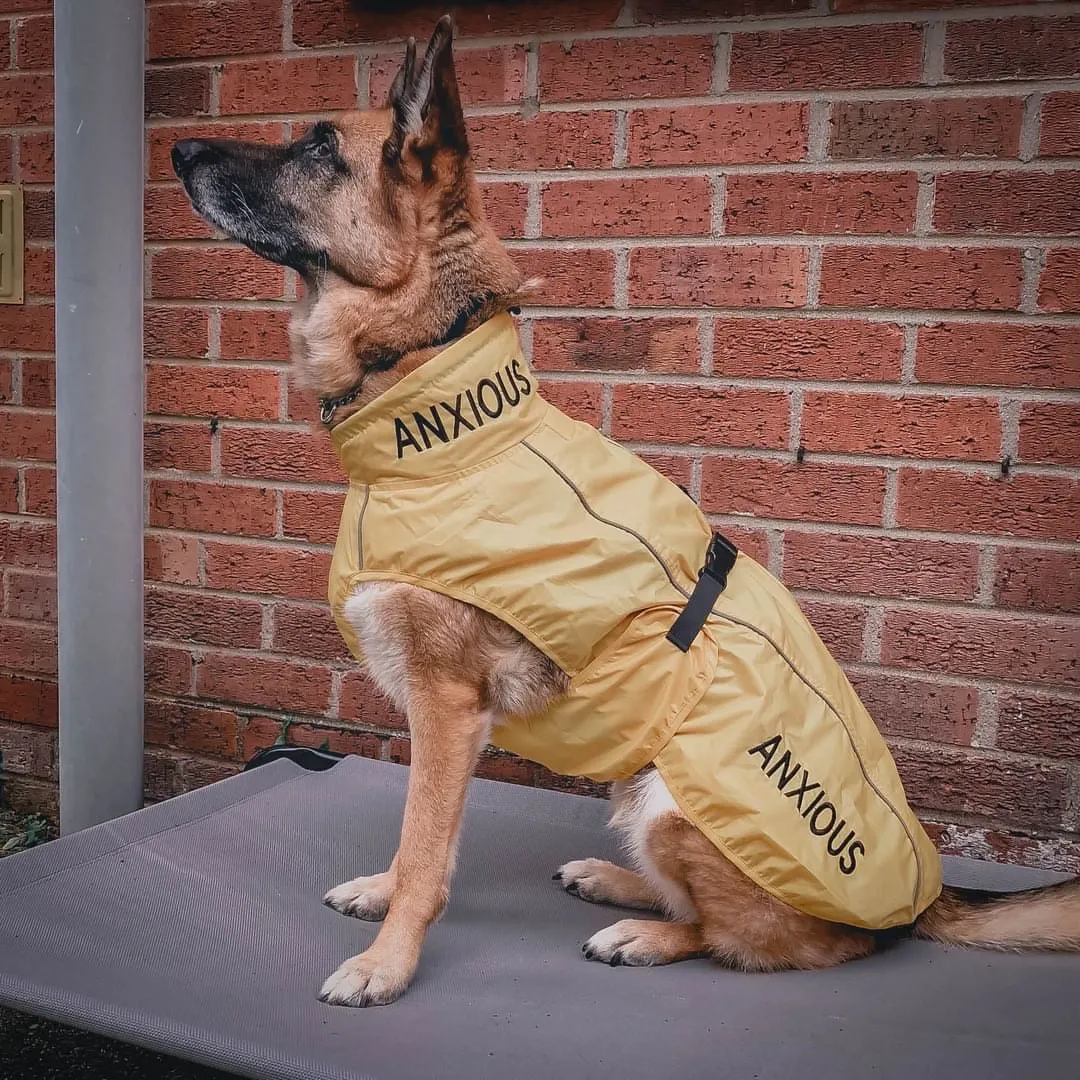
666, 533, 739, 653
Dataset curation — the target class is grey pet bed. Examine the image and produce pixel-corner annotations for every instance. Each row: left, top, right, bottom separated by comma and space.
0, 750, 1077, 1080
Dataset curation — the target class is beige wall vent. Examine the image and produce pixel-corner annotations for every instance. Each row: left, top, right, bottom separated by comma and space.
0, 184, 25, 305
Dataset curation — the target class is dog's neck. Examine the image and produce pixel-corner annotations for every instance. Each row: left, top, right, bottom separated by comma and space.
289, 226, 528, 429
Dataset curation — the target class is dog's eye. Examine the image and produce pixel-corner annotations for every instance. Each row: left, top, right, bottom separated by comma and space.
307, 140, 332, 161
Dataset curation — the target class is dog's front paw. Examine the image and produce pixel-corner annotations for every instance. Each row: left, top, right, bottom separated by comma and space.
583, 920, 670, 967
553, 858, 621, 904
323, 873, 393, 921
319, 951, 412, 1008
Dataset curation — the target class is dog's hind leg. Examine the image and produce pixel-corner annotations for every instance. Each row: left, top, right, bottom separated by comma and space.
583, 919, 706, 966
554, 858, 665, 912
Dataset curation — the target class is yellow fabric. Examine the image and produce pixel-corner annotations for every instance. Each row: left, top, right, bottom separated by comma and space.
328, 314, 942, 930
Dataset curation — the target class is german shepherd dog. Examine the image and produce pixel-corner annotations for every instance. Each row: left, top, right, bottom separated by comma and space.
172, 16, 1080, 1007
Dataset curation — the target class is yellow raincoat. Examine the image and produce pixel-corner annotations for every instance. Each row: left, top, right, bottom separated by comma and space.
327, 314, 942, 930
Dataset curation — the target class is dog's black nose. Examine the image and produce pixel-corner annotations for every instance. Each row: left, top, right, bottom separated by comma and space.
171, 138, 208, 175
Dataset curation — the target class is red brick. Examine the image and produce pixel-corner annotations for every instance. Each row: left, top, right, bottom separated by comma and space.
637, 0, 814, 21
0, 721, 54, 779
1038, 249, 1080, 314
339, 671, 406, 730
829, 98, 1022, 160
219, 307, 292, 361
820, 246, 1021, 311
995, 548, 1080, 615
18, 470, 53, 517
0, 303, 53, 351
145, 642, 195, 696
147, 121, 284, 181
0, 466, 16, 513
784, 532, 979, 602
0, 673, 57, 729
0, 775, 57, 818
1042, 93, 1080, 157
1018, 401, 1080, 466
22, 187, 52, 241
543, 177, 710, 239
945, 16, 1080, 82
146, 587, 263, 649
0, 72, 51, 123
628, 102, 807, 167
281, 490, 342, 546
891, 745, 1068, 830
996, 691, 1080, 759
23, 246, 53, 296
801, 392, 1000, 461
714, 524, 771, 567
847, 671, 977, 746
143, 747, 185, 800
19, 359, 52, 407
0, 24, 7, 68
144, 421, 213, 472
146, 363, 281, 421
149, 0, 283, 60
4, 569, 54, 621
611, 386, 788, 449
198, 651, 331, 713
701, 458, 886, 525
145, 307, 210, 359
540, 35, 713, 103
832, 0, 995, 9
480, 182, 527, 240
145, 699, 241, 759
0, 619, 56, 675
149, 479, 276, 537
883, 608, 1078, 688
0, 359, 10, 404
916, 324, 1080, 390
151, 248, 285, 301
532, 318, 700, 374
0, 409, 53, 462
219, 56, 356, 115
731, 24, 921, 91
0, 136, 10, 182
18, 129, 52, 181
145, 184, 214, 241
468, 111, 614, 171
204, 541, 332, 601
935, 172, 1080, 236
14, 12, 50, 67
629, 246, 807, 308
726, 172, 917, 236
219, 427, 343, 484
639, 453, 693, 492
475, 748, 538, 786
144, 533, 200, 586
0, 523, 53, 572
513, 249, 615, 308
536, 380, 602, 427
271, 602, 349, 662
796, 599, 866, 662
292, 0, 622, 44
145, 67, 212, 119
898, 470, 1080, 543
370, 45, 527, 107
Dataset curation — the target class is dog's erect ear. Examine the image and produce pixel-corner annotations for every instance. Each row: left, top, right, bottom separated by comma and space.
383, 15, 467, 166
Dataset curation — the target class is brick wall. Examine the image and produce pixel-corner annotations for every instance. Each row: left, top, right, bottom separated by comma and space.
0, 0, 1078, 871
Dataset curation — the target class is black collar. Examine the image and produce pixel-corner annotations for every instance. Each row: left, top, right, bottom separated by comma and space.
318, 294, 502, 425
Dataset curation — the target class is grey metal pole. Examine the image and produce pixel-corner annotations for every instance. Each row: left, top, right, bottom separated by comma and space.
55, 0, 145, 833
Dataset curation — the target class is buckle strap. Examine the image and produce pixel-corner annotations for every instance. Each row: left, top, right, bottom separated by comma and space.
666, 533, 739, 653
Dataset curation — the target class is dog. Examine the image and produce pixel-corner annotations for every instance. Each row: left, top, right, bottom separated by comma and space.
172, 16, 1080, 1008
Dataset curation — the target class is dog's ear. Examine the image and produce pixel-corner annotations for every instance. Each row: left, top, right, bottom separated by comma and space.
383, 15, 467, 167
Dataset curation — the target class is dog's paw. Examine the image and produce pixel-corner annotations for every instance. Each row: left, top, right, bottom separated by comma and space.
553, 858, 622, 904
323, 873, 393, 921
318, 952, 411, 1008
582, 920, 669, 967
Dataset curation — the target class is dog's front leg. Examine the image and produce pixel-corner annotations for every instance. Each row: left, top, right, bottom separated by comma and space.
319, 681, 489, 1007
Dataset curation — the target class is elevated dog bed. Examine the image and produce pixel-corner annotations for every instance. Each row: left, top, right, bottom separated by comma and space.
1, 751, 1076, 1080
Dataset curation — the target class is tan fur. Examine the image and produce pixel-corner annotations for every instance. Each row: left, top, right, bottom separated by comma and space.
175, 16, 1080, 1007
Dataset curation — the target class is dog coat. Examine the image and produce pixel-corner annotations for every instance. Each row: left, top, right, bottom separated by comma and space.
327, 314, 942, 930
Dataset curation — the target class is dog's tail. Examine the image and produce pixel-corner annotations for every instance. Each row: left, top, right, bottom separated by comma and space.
912, 877, 1080, 952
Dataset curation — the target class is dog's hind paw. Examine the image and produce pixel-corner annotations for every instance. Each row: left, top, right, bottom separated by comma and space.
323, 872, 394, 921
